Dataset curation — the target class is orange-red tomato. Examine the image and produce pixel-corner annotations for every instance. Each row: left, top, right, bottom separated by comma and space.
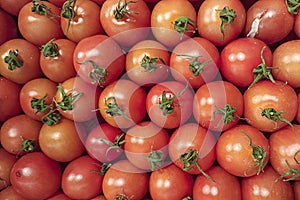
0, 9, 18, 45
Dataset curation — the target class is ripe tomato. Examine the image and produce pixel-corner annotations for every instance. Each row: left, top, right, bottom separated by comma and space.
149, 164, 194, 200
272, 40, 300, 88
47, 191, 72, 200
193, 165, 242, 200
91, 195, 107, 200
125, 39, 170, 86
61, 155, 104, 199
124, 121, 170, 171
40, 38, 77, 83
61, 0, 104, 43
146, 81, 194, 129
244, 0, 294, 44
170, 37, 221, 89
197, 0, 246, 46
0, 9, 18, 45
243, 80, 297, 132
151, 0, 197, 47
294, 181, 300, 200
0, 186, 29, 200
10, 152, 61, 200
73, 34, 125, 87
220, 37, 272, 87
297, 93, 300, 124
193, 81, 244, 132
216, 124, 269, 177
0, 148, 18, 190
0, 77, 22, 122
168, 123, 216, 176
0, 114, 42, 156
98, 79, 146, 129
241, 165, 294, 200
0, 39, 42, 84
102, 159, 149, 200
295, 12, 300, 38
0, 0, 31, 16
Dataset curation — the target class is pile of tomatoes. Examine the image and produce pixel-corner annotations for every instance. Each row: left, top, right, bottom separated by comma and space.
1, 0, 300, 199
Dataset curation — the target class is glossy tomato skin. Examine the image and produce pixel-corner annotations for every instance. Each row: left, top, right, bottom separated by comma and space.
297, 93, 300, 124
151, 0, 197, 47
294, 181, 300, 200
193, 165, 241, 200
10, 152, 61, 200
168, 123, 216, 175
61, 155, 104, 199
220, 37, 272, 87
216, 124, 269, 177
149, 164, 194, 200
0, 0, 31, 16
146, 81, 194, 129
193, 81, 244, 132
241, 165, 294, 200
243, 80, 298, 132
0, 39, 42, 84
272, 40, 300, 88
47, 191, 72, 200
0, 186, 29, 200
0, 9, 18, 45
295, 12, 300, 38
0, 148, 18, 190
73, 34, 125, 87
102, 159, 149, 200
170, 37, 221, 89
0, 77, 22, 122
100, 0, 151, 47
244, 0, 294, 44
197, 0, 246, 46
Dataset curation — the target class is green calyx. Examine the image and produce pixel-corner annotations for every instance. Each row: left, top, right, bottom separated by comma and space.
219, 6, 236, 40
177, 54, 211, 76
113, 0, 138, 21
79, 60, 107, 85
61, 0, 77, 33
173, 16, 195, 39
276, 150, 300, 181
213, 104, 237, 128
41, 39, 59, 57
100, 132, 125, 156
286, 0, 300, 14
104, 97, 131, 121
147, 150, 164, 171
261, 108, 293, 129
141, 54, 165, 72
90, 162, 112, 176
4, 49, 24, 71
56, 84, 83, 111
41, 109, 61, 126
31, 0, 57, 20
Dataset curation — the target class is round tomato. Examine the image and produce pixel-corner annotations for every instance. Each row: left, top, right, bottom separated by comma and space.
0, 0, 31, 16
47, 191, 73, 200
294, 181, 300, 200
295, 11, 300, 38
0, 148, 18, 190
0, 186, 29, 200
297, 93, 300, 124
0, 9, 18, 45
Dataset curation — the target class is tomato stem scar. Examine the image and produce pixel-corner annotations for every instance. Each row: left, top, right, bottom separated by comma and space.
173, 16, 196, 39
261, 107, 294, 129
4, 49, 23, 71
41, 39, 59, 57
177, 54, 211, 76
141, 54, 165, 72
114, 0, 138, 22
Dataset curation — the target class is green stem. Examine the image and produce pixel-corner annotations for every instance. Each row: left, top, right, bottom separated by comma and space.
261, 108, 293, 129
4, 50, 23, 71
177, 54, 211, 76
113, 0, 138, 21
79, 60, 107, 85
213, 104, 237, 128
141, 55, 165, 72
147, 150, 164, 171
41, 39, 59, 57
173, 16, 195, 39
31, 94, 49, 113
31, 0, 58, 20
55, 84, 83, 111
41, 109, 61, 126
104, 97, 132, 121
286, 0, 300, 14
61, 0, 77, 33
276, 150, 300, 181
90, 162, 112, 176
219, 6, 236, 40
100, 132, 125, 156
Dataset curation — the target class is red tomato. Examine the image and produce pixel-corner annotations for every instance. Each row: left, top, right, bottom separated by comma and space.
243, 80, 297, 132
220, 37, 272, 87
294, 181, 300, 200
102, 159, 149, 200
100, 0, 151, 46
0, 186, 29, 200
272, 40, 300, 88
297, 93, 300, 124
10, 152, 61, 200
73, 34, 125, 87
170, 37, 221, 89
168, 123, 216, 176
216, 124, 269, 177
193, 165, 241, 200
146, 81, 194, 129
149, 164, 194, 200
244, 0, 294, 44
0, 9, 18, 45
125, 39, 170, 86
241, 165, 294, 200
151, 0, 197, 47
0, 0, 31, 16
61, 155, 104, 199
47, 191, 72, 200
0, 39, 42, 84
0, 148, 18, 190
98, 79, 146, 129
197, 0, 246, 46
295, 12, 300, 38
91, 195, 107, 200
0, 77, 22, 122
193, 81, 244, 132
124, 121, 170, 171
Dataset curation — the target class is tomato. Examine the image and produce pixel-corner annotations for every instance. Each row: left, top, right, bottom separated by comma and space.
91, 195, 107, 200
241, 165, 294, 200
244, 0, 294, 44
170, 37, 221, 89
216, 124, 269, 177
168, 123, 216, 176
149, 164, 194, 200
98, 79, 146, 129
220, 37, 272, 87
0, 39, 42, 84
61, 155, 104, 199
151, 0, 197, 47
61, 0, 104, 43
0, 186, 29, 200
10, 152, 61, 200
73, 34, 125, 87
125, 39, 170, 86
0, 148, 18, 190
295, 11, 300, 38
0, 9, 18, 45
100, 0, 151, 46
146, 81, 194, 129
102, 159, 149, 200
193, 165, 241, 200
297, 93, 300, 124
272, 40, 300, 88
0, 77, 22, 122
47, 191, 72, 200
0, 0, 31, 16
197, 0, 246, 46
193, 81, 244, 132
40, 38, 77, 83
243, 80, 298, 132
0, 114, 42, 156
294, 181, 300, 200
85, 123, 124, 163
124, 121, 170, 171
